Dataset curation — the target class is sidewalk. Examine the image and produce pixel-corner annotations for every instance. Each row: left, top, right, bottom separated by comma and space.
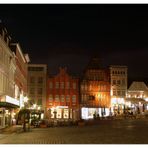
0, 125, 23, 134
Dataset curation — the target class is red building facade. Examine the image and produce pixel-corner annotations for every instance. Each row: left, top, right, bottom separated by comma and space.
47, 67, 79, 121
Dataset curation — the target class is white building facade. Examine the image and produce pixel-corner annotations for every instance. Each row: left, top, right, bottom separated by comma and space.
110, 65, 128, 114
0, 25, 18, 128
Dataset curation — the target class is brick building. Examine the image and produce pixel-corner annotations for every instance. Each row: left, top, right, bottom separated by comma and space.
80, 57, 111, 119
47, 67, 79, 121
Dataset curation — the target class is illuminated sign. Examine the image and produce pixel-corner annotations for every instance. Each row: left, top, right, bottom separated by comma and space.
56, 106, 68, 109
6, 96, 20, 106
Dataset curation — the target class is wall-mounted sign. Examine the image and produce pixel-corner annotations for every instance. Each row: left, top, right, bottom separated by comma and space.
6, 95, 20, 106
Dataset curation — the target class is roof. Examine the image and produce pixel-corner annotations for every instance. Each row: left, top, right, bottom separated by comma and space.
128, 81, 148, 91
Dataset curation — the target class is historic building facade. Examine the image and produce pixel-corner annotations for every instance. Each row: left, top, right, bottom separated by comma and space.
126, 81, 148, 113
80, 57, 110, 119
47, 67, 79, 121
27, 64, 47, 118
0, 25, 17, 128
11, 43, 30, 109
109, 65, 128, 114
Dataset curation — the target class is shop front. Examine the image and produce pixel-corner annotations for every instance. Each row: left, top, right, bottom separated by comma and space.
125, 98, 147, 114
48, 106, 79, 121
111, 98, 125, 115
0, 96, 20, 129
81, 107, 110, 120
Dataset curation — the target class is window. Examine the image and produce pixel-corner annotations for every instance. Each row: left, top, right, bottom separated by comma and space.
61, 95, 65, 102
55, 82, 59, 89
30, 77, 35, 83
37, 99, 42, 105
85, 85, 87, 91
73, 83, 76, 89
112, 71, 114, 74
49, 82, 53, 89
38, 77, 43, 84
38, 88, 42, 95
117, 80, 120, 85
49, 95, 53, 102
81, 85, 84, 90
122, 79, 125, 85
113, 90, 116, 96
66, 95, 70, 102
72, 95, 76, 102
60, 82, 64, 89
113, 80, 116, 85
30, 88, 35, 95
117, 91, 120, 96
122, 91, 125, 96
55, 95, 59, 102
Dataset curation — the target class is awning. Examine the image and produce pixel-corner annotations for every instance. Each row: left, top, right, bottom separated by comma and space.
125, 98, 147, 104
0, 102, 20, 108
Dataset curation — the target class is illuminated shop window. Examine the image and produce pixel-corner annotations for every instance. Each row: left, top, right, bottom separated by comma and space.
57, 109, 62, 118
50, 109, 54, 118
63, 109, 69, 119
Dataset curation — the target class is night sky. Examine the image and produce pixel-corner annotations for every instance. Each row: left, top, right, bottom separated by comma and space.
1, 4, 148, 81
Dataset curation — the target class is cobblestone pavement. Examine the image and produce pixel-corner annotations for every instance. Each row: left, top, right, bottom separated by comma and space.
0, 118, 148, 144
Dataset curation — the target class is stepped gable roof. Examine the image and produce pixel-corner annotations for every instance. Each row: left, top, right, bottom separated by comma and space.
128, 81, 148, 91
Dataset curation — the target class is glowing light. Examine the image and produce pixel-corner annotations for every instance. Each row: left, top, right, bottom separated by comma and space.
24, 96, 28, 103
37, 106, 41, 110
33, 104, 36, 109
6, 96, 19, 106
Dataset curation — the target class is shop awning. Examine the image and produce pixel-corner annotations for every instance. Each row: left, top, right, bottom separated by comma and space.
125, 98, 147, 104
0, 102, 20, 108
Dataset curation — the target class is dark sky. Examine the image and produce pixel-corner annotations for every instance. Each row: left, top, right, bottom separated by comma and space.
1, 4, 148, 79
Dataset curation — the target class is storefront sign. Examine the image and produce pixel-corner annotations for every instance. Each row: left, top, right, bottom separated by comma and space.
6, 96, 20, 106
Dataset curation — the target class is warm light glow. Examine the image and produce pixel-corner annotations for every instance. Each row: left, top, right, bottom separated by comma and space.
37, 106, 41, 110
111, 98, 125, 105
24, 96, 28, 103
33, 104, 37, 109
